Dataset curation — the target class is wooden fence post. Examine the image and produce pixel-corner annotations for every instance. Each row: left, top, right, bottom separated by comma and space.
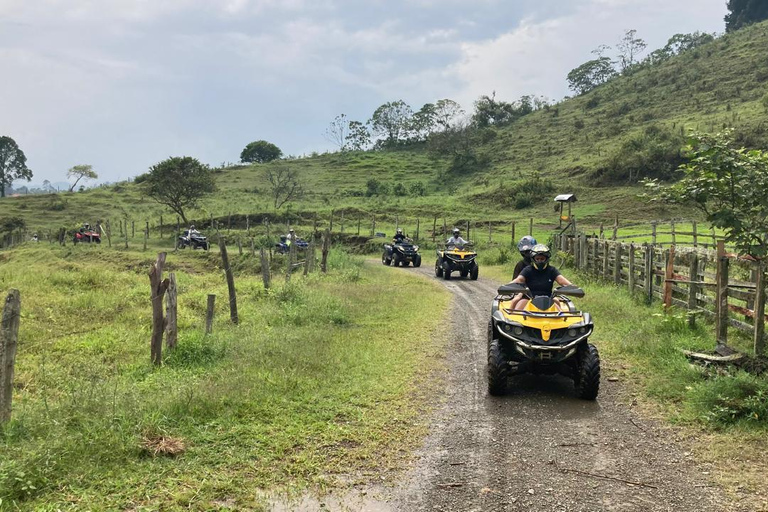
304, 241, 313, 276
237, 238, 243, 255
612, 215, 618, 241
246, 215, 250, 235
165, 273, 177, 350
286, 237, 296, 283
1, 289, 21, 423
692, 221, 698, 247
205, 294, 215, 334
159, 214, 163, 239
330, 210, 334, 232
415, 218, 420, 241
603, 241, 610, 280
432, 216, 437, 243
357, 218, 361, 236
260, 249, 271, 289
688, 254, 699, 327
651, 222, 657, 246
124, 220, 129, 249
529, 217, 533, 236
754, 262, 766, 356
149, 253, 169, 366
574, 234, 581, 269
628, 243, 636, 294
321, 229, 330, 273
580, 233, 588, 271
671, 220, 676, 246
614, 242, 623, 285
466, 220, 470, 240
511, 221, 516, 249
340, 210, 345, 234
443, 218, 447, 240
644, 244, 654, 303
176, 216, 180, 239
593, 238, 600, 277
143, 226, 148, 251
371, 215, 376, 237
663, 245, 675, 308
218, 236, 239, 324
488, 221, 492, 243
715, 241, 729, 351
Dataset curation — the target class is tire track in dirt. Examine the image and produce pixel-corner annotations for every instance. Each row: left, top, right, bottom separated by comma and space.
383, 265, 728, 512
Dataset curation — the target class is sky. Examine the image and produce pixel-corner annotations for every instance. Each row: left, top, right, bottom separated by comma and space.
0, 0, 728, 186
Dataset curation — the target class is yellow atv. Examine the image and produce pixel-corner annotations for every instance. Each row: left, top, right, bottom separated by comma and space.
435, 243, 478, 280
487, 283, 599, 400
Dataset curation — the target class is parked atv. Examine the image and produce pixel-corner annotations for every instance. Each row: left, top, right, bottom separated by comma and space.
434, 243, 478, 280
382, 239, 422, 267
275, 235, 309, 254
487, 283, 599, 400
177, 230, 210, 250
73, 227, 101, 244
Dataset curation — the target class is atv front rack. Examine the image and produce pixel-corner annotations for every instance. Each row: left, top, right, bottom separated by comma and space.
502, 309, 583, 318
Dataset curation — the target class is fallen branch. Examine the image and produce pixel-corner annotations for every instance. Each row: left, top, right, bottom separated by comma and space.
555, 462, 658, 489
682, 350, 746, 363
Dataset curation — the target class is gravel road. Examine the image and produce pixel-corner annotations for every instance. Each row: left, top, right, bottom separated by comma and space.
271, 264, 733, 512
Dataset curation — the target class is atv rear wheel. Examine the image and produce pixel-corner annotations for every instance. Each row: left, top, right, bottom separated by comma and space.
470, 263, 479, 280
488, 339, 510, 396
434, 259, 443, 277
575, 343, 600, 400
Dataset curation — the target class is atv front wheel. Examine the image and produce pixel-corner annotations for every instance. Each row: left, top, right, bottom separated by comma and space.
488, 340, 510, 396
434, 259, 443, 277
470, 264, 479, 280
413, 255, 422, 267
575, 343, 600, 400
382, 253, 391, 266
460, 270, 468, 278
392, 253, 401, 267
442, 265, 451, 280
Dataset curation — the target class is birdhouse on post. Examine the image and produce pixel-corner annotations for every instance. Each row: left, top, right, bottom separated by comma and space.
554, 194, 577, 229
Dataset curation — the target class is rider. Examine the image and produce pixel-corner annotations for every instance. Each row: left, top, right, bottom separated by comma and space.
286, 228, 296, 246
186, 224, 200, 238
513, 235, 537, 279
393, 227, 407, 243
446, 228, 467, 248
509, 244, 572, 310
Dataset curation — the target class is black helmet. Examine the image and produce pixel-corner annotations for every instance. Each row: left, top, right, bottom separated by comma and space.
517, 235, 537, 255
530, 244, 551, 270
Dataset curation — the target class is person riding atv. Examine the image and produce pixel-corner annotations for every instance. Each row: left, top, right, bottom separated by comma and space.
513, 235, 537, 279
178, 225, 210, 250
383, 229, 421, 267
393, 227, 407, 243
435, 228, 478, 280
508, 244, 571, 310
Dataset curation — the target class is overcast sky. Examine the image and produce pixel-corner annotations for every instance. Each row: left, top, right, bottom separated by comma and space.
0, 0, 727, 186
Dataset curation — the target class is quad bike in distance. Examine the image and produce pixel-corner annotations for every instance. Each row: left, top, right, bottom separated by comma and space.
435, 243, 478, 280
382, 239, 422, 267
275, 235, 309, 254
487, 282, 599, 400
73, 226, 101, 244
177, 230, 210, 250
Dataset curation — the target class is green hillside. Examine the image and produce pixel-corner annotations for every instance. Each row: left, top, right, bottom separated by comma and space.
3, 21, 768, 237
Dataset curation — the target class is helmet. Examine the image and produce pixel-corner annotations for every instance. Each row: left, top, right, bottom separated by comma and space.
517, 235, 537, 255
289, 228, 295, 233
396, 228, 403, 235
530, 244, 551, 270
190, 224, 196, 230
452, 228, 460, 236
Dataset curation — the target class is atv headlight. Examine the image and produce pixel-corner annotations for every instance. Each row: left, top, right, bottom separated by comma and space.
513, 326, 524, 336
568, 328, 578, 337
579, 327, 587, 334
413, 245, 419, 251
502, 324, 513, 333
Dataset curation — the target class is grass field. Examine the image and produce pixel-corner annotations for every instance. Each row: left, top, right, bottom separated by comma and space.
0, 246, 449, 510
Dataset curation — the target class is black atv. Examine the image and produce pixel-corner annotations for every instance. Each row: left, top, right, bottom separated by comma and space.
382, 240, 422, 267
487, 283, 599, 400
434, 243, 478, 280
177, 231, 210, 250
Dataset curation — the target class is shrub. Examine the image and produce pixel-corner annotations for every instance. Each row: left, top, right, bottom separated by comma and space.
392, 183, 407, 196
478, 174, 555, 209
409, 181, 426, 196
574, 119, 585, 130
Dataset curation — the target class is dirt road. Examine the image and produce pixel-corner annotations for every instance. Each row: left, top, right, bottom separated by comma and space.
272, 265, 731, 511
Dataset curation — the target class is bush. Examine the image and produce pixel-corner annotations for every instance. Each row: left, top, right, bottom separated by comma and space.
574, 118, 585, 130
409, 181, 426, 196
365, 178, 389, 197
477, 174, 555, 209
392, 183, 407, 196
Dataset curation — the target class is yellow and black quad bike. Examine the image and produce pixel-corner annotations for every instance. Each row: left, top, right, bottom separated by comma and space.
435, 244, 478, 280
487, 283, 599, 400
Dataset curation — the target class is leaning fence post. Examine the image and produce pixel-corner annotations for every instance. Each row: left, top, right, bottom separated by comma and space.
205, 294, 216, 334
321, 229, 330, 273
165, 273, 177, 350
432, 216, 437, 243
1, 289, 21, 423
715, 241, 729, 350
260, 249, 271, 289
614, 242, 623, 285
149, 253, 169, 365
688, 254, 699, 327
754, 262, 766, 356
218, 236, 239, 324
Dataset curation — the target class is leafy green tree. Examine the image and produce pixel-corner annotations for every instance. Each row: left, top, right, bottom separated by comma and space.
409, 103, 438, 141
726, 0, 768, 32
370, 100, 413, 148
345, 120, 371, 151
142, 156, 216, 224
566, 57, 617, 94
365, 178, 389, 196
240, 140, 283, 163
0, 136, 32, 198
644, 131, 768, 258
433, 99, 464, 131
67, 164, 98, 192
472, 92, 543, 127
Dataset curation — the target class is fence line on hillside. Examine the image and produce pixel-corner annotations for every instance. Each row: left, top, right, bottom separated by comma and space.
554, 232, 766, 356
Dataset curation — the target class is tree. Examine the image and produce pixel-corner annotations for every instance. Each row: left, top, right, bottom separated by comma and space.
142, 156, 216, 224
67, 164, 98, 192
471, 93, 545, 127
409, 103, 438, 141
616, 29, 647, 72
325, 114, 349, 153
345, 120, 371, 151
566, 57, 617, 94
240, 140, 283, 163
370, 100, 413, 148
264, 166, 302, 209
725, 0, 768, 32
433, 99, 464, 131
644, 131, 768, 259
0, 136, 32, 198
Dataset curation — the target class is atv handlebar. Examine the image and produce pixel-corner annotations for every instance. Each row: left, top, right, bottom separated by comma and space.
497, 283, 585, 298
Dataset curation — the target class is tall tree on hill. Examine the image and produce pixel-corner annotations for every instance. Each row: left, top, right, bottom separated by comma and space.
142, 156, 216, 224
726, 0, 768, 32
67, 164, 98, 192
325, 114, 349, 153
616, 29, 647, 71
240, 140, 283, 163
433, 99, 464, 131
345, 120, 371, 151
370, 100, 413, 148
566, 57, 617, 94
0, 136, 32, 198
